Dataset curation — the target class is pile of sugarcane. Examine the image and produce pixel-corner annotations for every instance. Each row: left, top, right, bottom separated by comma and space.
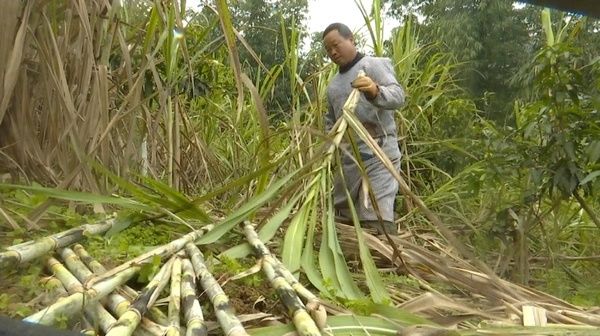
0, 218, 329, 336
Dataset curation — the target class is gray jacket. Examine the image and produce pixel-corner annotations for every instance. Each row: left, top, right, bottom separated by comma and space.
326, 55, 405, 160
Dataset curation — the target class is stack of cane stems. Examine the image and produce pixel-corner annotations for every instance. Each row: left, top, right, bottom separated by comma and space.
185, 243, 249, 336
242, 221, 324, 335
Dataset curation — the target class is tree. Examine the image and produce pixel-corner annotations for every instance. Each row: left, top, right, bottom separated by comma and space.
387, 0, 534, 123
230, 0, 308, 115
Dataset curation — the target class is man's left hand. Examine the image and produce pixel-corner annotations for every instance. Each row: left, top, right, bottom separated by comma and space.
351, 76, 379, 99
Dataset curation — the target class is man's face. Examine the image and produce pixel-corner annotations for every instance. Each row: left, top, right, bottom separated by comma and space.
323, 30, 357, 67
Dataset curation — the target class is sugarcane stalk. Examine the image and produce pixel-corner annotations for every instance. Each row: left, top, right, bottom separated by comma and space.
106, 257, 175, 336
43, 257, 117, 333
102, 288, 166, 336
43, 277, 69, 302
261, 259, 321, 336
87, 225, 213, 288
24, 263, 139, 325
73, 244, 169, 326
167, 257, 182, 336
184, 243, 249, 336
0, 219, 115, 268
242, 221, 326, 329
181, 258, 207, 336
82, 317, 98, 336
60, 248, 95, 285
61, 248, 163, 336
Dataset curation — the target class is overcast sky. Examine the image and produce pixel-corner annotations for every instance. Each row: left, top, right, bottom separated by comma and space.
307, 0, 398, 38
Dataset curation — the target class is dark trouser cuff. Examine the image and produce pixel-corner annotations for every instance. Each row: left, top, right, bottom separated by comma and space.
361, 220, 397, 235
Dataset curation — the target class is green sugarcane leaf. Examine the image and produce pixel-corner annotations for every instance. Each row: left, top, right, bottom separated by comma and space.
371, 303, 436, 326
221, 193, 302, 259
249, 315, 403, 336
258, 192, 303, 241
319, 215, 343, 296
197, 169, 298, 245
321, 175, 363, 300
345, 189, 391, 304
104, 212, 144, 238
0, 184, 149, 211
301, 195, 328, 294
140, 175, 211, 222
282, 202, 309, 275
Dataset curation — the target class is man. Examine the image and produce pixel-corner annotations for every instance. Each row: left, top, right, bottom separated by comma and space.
323, 22, 405, 235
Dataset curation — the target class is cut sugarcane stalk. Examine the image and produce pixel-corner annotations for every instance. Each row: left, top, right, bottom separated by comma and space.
87, 225, 213, 288
184, 243, 249, 336
167, 257, 182, 336
63, 247, 164, 336
59, 248, 95, 285
43, 277, 69, 302
0, 219, 115, 268
44, 257, 117, 333
181, 258, 207, 336
106, 257, 175, 336
262, 259, 321, 336
73, 244, 169, 327
25, 258, 137, 326
242, 221, 326, 329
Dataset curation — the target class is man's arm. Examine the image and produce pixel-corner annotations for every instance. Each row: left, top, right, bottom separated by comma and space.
354, 58, 405, 110
325, 100, 336, 133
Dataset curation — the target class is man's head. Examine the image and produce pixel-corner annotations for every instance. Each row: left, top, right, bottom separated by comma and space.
322, 23, 357, 67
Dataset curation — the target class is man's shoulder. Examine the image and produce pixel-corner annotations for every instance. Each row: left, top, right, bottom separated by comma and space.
362, 55, 392, 66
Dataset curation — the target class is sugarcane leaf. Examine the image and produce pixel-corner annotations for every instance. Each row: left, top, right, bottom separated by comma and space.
301, 192, 328, 295
371, 303, 437, 326
90, 160, 173, 208
197, 169, 298, 244
319, 214, 344, 296
258, 192, 303, 242
320, 176, 364, 300
221, 193, 302, 259
248, 315, 401, 336
139, 175, 211, 222
345, 188, 391, 304
281, 202, 309, 274
580, 170, 600, 185
0, 184, 149, 211
104, 212, 144, 238
215, 0, 244, 122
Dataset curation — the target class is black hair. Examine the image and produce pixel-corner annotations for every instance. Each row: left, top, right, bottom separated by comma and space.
322, 22, 353, 40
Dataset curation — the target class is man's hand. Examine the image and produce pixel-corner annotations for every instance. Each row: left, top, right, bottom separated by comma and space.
351, 76, 379, 99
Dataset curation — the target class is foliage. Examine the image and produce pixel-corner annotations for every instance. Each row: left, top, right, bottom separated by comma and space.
0, 0, 600, 332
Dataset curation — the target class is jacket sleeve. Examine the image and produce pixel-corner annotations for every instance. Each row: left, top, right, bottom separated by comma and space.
325, 92, 336, 133
368, 58, 405, 110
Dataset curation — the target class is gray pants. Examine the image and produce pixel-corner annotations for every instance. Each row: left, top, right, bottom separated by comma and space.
333, 136, 401, 226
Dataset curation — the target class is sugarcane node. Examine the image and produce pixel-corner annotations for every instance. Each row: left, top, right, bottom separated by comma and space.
132, 291, 153, 315
46, 257, 61, 268
276, 288, 305, 313
182, 295, 195, 309
187, 323, 208, 336
213, 299, 233, 312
